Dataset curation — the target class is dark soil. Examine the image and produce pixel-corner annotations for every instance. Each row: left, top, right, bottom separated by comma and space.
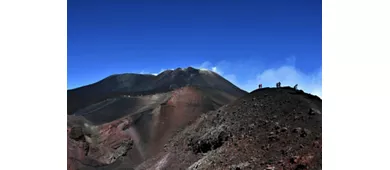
136, 87, 322, 170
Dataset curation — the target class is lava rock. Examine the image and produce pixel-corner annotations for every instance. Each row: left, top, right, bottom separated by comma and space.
265, 165, 275, 170
290, 156, 301, 164
293, 127, 302, 133
69, 126, 84, 140
295, 164, 308, 170
309, 108, 321, 115
300, 129, 311, 137
274, 122, 281, 129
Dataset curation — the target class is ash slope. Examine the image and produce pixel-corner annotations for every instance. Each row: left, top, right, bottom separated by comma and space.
68, 67, 246, 115
136, 87, 322, 170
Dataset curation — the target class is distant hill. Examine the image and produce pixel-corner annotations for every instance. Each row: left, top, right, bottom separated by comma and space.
67, 67, 246, 115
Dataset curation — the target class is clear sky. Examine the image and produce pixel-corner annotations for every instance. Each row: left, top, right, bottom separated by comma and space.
68, 0, 322, 96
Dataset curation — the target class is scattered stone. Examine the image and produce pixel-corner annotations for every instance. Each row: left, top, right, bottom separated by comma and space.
261, 144, 270, 151
300, 129, 311, 137
274, 122, 281, 129
309, 108, 321, 115
188, 127, 230, 154
281, 149, 287, 155
290, 156, 300, 164
313, 141, 321, 148
230, 161, 250, 170
295, 164, 308, 170
69, 126, 84, 140
268, 134, 279, 141
281, 127, 288, 132
265, 165, 275, 170
249, 123, 255, 129
293, 127, 302, 133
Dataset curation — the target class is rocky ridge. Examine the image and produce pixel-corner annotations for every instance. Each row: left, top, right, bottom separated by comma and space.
136, 87, 322, 170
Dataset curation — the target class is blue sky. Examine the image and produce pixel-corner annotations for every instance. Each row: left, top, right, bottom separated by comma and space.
68, 0, 322, 97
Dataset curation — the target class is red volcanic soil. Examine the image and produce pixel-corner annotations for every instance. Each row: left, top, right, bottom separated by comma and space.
147, 87, 215, 157
67, 86, 242, 170
67, 117, 134, 170
136, 87, 322, 170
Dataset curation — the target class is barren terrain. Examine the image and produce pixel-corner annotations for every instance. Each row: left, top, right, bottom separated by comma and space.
67, 68, 321, 170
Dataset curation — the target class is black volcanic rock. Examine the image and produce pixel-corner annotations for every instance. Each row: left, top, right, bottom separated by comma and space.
69, 126, 84, 141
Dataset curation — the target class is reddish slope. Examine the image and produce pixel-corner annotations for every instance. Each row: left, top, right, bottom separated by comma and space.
67, 116, 135, 170
147, 87, 215, 157
67, 86, 244, 170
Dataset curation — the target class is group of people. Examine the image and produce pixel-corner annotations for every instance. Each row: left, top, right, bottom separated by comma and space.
258, 82, 298, 90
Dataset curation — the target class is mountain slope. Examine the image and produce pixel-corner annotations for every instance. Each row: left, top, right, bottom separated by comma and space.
67, 67, 246, 115
136, 87, 322, 170
67, 68, 248, 170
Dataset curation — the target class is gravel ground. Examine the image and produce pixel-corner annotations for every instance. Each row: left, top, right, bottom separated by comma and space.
136, 87, 322, 170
